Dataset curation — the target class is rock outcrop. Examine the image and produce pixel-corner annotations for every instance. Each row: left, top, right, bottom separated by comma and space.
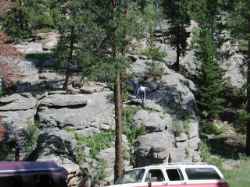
0, 55, 201, 187
38, 91, 114, 133
130, 58, 200, 166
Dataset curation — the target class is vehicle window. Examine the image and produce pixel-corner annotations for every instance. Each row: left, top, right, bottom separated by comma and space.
145, 169, 165, 182
22, 174, 57, 187
0, 176, 23, 187
35, 175, 55, 187
185, 168, 221, 180
115, 169, 145, 184
166, 169, 184, 181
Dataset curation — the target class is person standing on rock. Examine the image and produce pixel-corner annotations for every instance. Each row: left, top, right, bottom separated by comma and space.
136, 85, 148, 106
128, 79, 139, 95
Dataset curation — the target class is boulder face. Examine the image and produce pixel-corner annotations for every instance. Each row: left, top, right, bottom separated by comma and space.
130, 59, 200, 166
133, 110, 171, 133
0, 93, 37, 111
130, 59, 197, 118
135, 132, 173, 166
0, 93, 37, 159
38, 91, 114, 133
134, 116, 200, 166
39, 94, 88, 108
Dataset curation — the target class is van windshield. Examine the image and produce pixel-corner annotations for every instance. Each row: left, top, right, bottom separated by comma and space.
115, 169, 145, 184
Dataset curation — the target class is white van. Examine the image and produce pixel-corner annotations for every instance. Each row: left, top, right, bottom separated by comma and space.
108, 163, 229, 187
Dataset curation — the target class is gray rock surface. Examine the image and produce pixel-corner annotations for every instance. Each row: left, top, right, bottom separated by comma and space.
135, 132, 173, 166
0, 93, 37, 111
130, 60, 197, 117
40, 94, 87, 108
37, 129, 77, 159
220, 41, 246, 89
38, 91, 114, 132
133, 110, 171, 133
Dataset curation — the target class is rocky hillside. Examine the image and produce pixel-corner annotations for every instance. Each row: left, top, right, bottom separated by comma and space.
0, 20, 246, 187
0, 29, 204, 186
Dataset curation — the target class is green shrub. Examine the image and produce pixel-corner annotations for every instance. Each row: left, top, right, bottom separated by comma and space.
202, 120, 224, 135
142, 47, 167, 61
172, 119, 191, 137
24, 121, 40, 154
145, 62, 165, 80
26, 53, 53, 62
235, 110, 250, 134
0, 141, 16, 161
123, 106, 145, 165
0, 87, 4, 97
92, 160, 107, 183
123, 107, 145, 146
3, 7, 32, 40
200, 142, 224, 169
75, 131, 114, 159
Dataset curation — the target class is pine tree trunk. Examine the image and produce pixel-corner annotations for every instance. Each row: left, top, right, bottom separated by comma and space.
246, 19, 250, 155
114, 72, 123, 181
64, 26, 74, 90
175, 44, 180, 72
111, 0, 124, 181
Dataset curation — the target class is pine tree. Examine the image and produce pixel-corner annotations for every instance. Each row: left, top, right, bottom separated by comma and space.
2, 0, 58, 39
188, 0, 226, 46
53, 0, 99, 90
229, 0, 250, 155
195, 28, 225, 120
86, 0, 156, 180
3, 0, 31, 39
162, 0, 190, 72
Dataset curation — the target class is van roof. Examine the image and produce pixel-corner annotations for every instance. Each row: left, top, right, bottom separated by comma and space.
130, 163, 218, 170
0, 161, 66, 175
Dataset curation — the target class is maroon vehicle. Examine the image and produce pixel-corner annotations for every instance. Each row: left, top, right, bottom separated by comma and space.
0, 161, 68, 187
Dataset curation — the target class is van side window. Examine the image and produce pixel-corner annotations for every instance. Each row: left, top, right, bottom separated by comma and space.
185, 168, 221, 180
166, 169, 184, 181
35, 175, 55, 187
0, 176, 23, 187
145, 169, 165, 182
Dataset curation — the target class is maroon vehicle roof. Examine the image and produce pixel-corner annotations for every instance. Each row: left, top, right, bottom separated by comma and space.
0, 161, 67, 176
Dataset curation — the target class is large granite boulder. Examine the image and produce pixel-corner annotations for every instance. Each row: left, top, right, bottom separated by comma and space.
38, 91, 114, 133
135, 132, 173, 166
36, 129, 77, 161
133, 115, 200, 166
133, 110, 172, 133
0, 93, 38, 159
39, 94, 87, 108
0, 93, 37, 131
130, 59, 197, 118
0, 93, 37, 111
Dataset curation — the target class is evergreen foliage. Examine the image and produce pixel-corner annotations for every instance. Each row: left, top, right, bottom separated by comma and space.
3, 0, 31, 39
161, 0, 190, 71
2, 0, 57, 39
228, 0, 250, 155
188, 0, 228, 47
195, 28, 225, 119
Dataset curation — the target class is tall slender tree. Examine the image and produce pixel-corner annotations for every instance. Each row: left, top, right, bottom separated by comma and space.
162, 0, 190, 72
53, 0, 99, 90
86, 0, 156, 180
195, 28, 225, 120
